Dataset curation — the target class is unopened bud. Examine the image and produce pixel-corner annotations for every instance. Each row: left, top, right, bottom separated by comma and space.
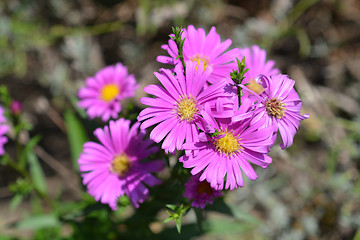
10, 101, 22, 115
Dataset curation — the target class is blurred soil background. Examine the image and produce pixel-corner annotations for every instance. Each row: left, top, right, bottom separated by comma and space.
0, 0, 360, 239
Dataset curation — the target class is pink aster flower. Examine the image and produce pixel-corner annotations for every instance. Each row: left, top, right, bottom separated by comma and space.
184, 173, 222, 209
180, 104, 274, 191
157, 25, 240, 84
138, 61, 232, 154
78, 118, 164, 210
238, 45, 280, 96
78, 63, 138, 122
0, 106, 9, 156
246, 74, 309, 149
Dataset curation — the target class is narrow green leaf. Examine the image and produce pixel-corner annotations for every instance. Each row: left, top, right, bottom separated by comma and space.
10, 194, 23, 211
19, 134, 41, 169
354, 227, 360, 240
28, 152, 47, 195
175, 216, 182, 233
64, 109, 88, 171
294, 27, 311, 57
166, 204, 177, 211
163, 216, 172, 224
16, 214, 60, 230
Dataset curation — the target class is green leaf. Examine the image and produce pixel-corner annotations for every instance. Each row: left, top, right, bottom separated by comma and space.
64, 109, 88, 171
0, 85, 11, 106
166, 204, 177, 211
19, 134, 41, 169
175, 215, 182, 233
163, 215, 172, 224
0, 153, 11, 165
294, 27, 311, 57
10, 194, 24, 211
354, 227, 360, 240
163, 203, 191, 233
16, 214, 60, 230
28, 152, 47, 195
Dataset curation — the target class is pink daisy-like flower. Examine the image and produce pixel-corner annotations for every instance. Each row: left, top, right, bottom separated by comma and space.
0, 106, 9, 156
238, 45, 280, 96
247, 74, 309, 149
184, 173, 222, 209
78, 118, 164, 209
138, 61, 232, 154
180, 104, 274, 190
157, 25, 240, 83
78, 63, 138, 122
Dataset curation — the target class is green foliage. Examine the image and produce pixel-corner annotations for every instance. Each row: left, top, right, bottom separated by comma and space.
230, 57, 249, 106
354, 227, 360, 240
230, 57, 249, 85
19, 135, 41, 169
64, 109, 88, 171
0, 85, 11, 106
15, 214, 60, 230
170, 26, 186, 73
28, 152, 47, 196
164, 204, 191, 233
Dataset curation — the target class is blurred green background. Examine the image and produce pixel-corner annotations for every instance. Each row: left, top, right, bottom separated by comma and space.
0, 0, 360, 239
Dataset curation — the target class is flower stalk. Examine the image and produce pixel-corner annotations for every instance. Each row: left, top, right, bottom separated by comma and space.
170, 26, 186, 73
230, 57, 249, 107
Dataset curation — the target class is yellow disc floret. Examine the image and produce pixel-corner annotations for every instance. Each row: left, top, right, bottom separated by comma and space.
176, 96, 198, 122
190, 54, 210, 71
265, 98, 286, 119
214, 129, 242, 156
101, 84, 120, 102
110, 154, 131, 176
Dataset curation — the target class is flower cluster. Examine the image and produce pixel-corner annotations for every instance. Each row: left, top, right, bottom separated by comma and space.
139, 25, 308, 207
77, 25, 308, 210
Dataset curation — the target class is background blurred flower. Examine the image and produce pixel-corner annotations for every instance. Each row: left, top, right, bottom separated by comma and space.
0, 106, 8, 156
10, 101, 22, 115
78, 63, 138, 122
184, 173, 222, 209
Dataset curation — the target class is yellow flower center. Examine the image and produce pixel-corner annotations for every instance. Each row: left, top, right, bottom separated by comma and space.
176, 96, 197, 122
247, 79, 265, 95
101, 84, 120, 102
265, 98, 286, 119
196, 181, 213, 196
190, 54, 210, 71
110, 154, 131, 176
214, 129, 242, 156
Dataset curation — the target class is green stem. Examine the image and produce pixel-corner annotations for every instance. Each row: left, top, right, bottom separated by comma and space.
178, 46, 186, 73
7, 155, 54, 207
194, 208, 204, 232
237, 85, 242, 107
6, 156, 30, 180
